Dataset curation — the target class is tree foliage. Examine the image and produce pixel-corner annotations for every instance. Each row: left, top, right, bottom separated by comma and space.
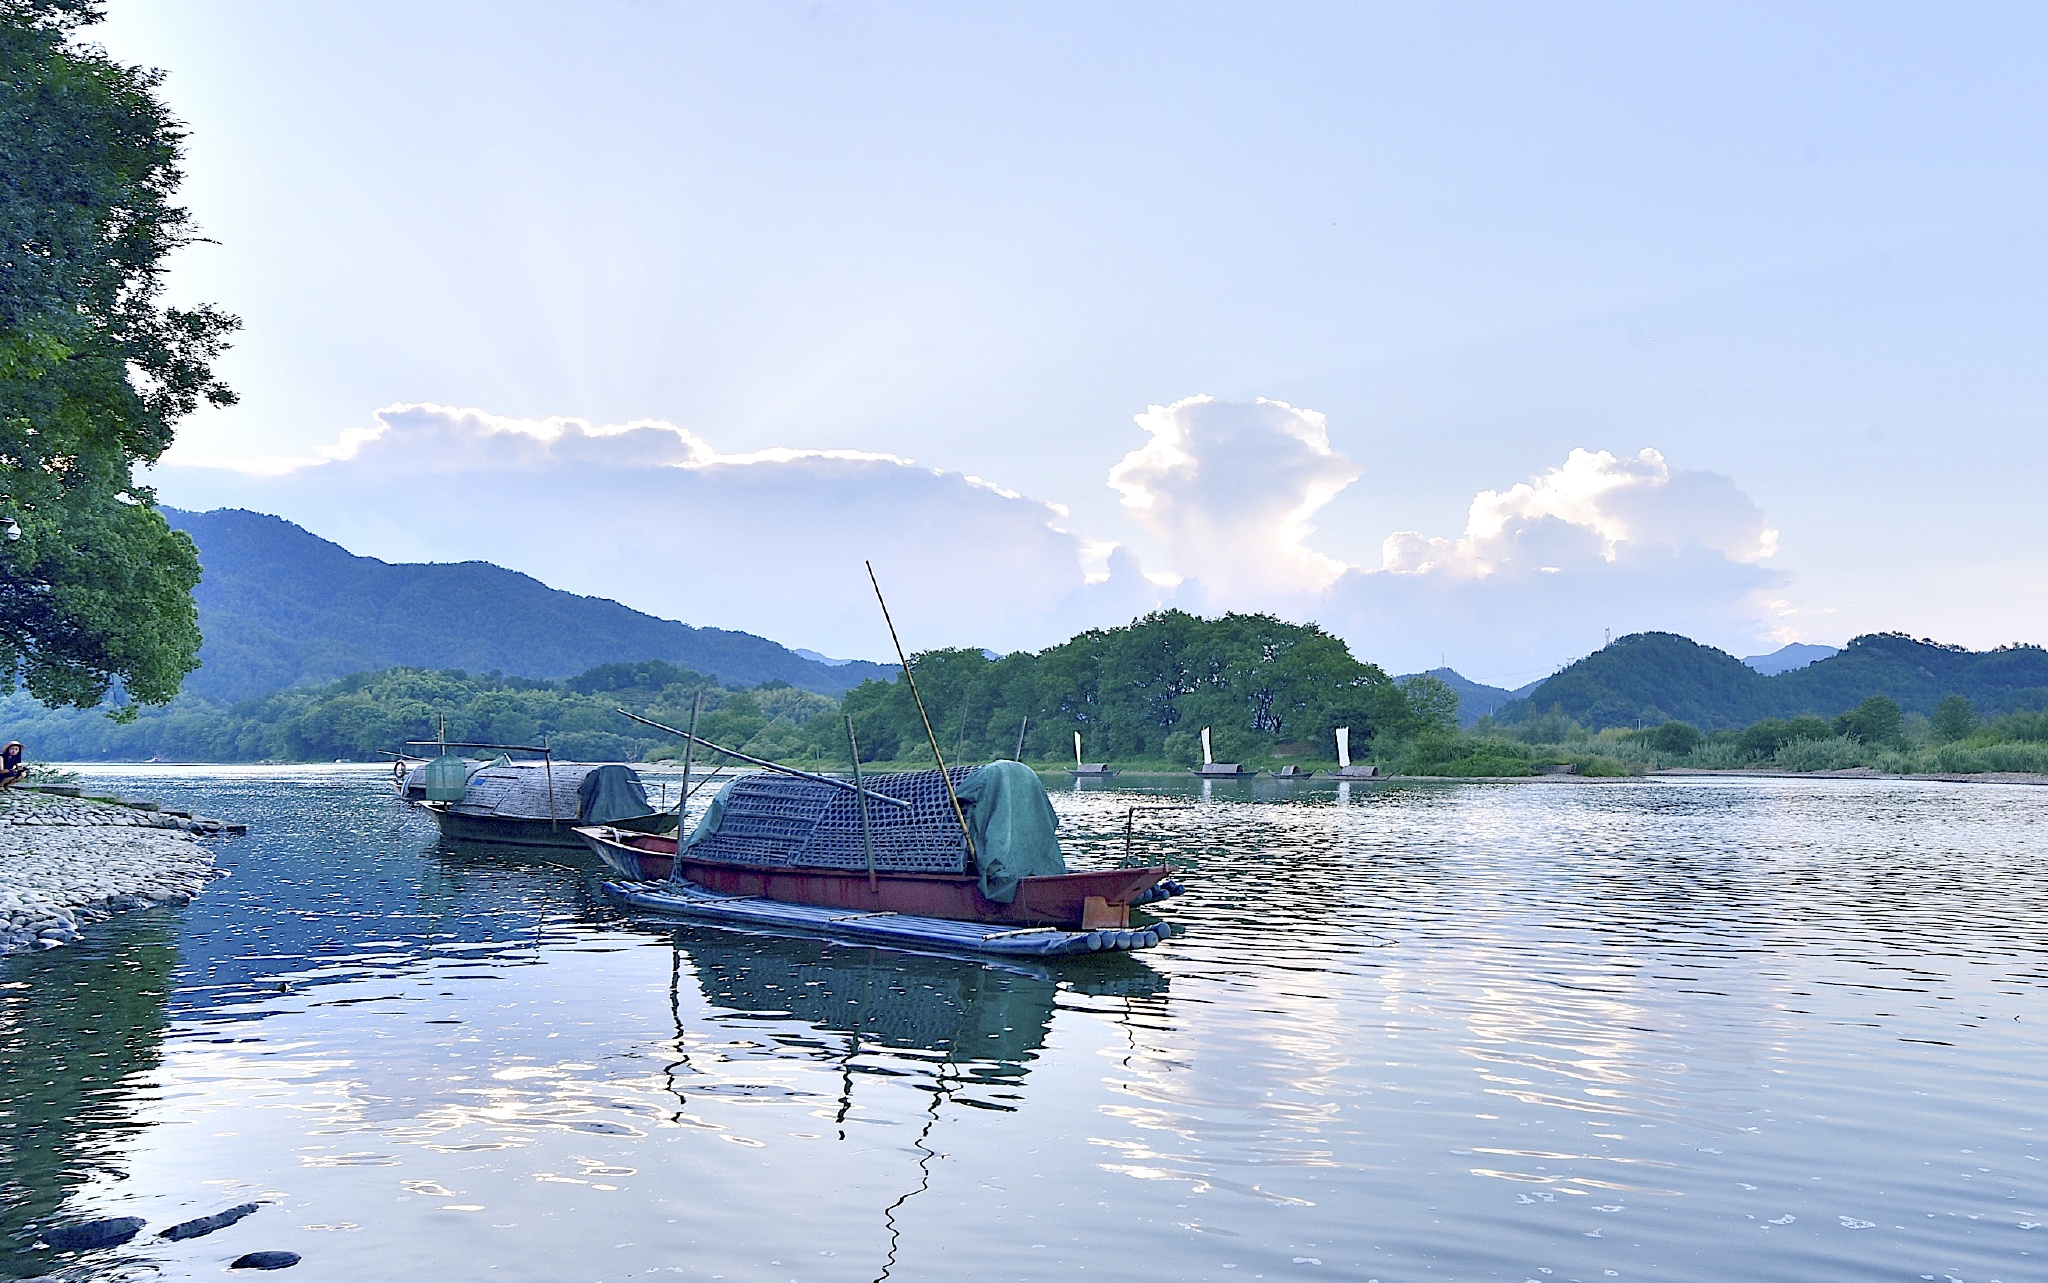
1832, 695, 1903, 745
0, 660, 839, 763
829, 611, 1419, 767
0, 0, 236, 708
1930, 695, 1976, 743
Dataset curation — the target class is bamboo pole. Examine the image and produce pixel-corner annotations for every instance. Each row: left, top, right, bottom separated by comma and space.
673, 691, 702, 878
846, 715, 877, 891
865, 560, 976, 862
613, 708, 911, 809
543, 737, 557, 830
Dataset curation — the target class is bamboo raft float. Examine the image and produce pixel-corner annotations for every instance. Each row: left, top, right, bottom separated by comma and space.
603, 875, 1184, 957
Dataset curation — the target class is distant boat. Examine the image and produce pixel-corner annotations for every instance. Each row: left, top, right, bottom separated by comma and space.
1271, 765, 1314, 779
1067, 732, 1117, 777
1330, 727, 1379, 777
398, 749, 676, 850
1190, 727, 1255, 777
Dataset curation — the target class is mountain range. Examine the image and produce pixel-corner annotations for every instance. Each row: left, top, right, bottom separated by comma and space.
1490, 631, 2048, 731
162, 508, 895, 703
1408, 643, 1843, 727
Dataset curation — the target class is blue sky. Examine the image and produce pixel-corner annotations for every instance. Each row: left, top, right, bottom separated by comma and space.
103, 2, 2048, 684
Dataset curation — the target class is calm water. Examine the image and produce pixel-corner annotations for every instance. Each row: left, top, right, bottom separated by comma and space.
1, 768, 2042, 1283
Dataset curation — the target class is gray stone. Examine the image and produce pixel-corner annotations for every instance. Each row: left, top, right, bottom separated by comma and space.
230, 1251, 301, 1270
40, 1216, 146, 1250
160, 1201, 261, 1241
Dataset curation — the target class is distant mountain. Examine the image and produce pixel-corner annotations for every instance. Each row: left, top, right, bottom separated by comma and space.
163, 508, 896, 703
1396, 668, 1540, 728
1496, 631, 2048, 731
1742, 642, 1839, 675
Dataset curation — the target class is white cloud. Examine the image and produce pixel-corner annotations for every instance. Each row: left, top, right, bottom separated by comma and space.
1108, 395, 1357, 604
1382, 447, 1777, 577
153, 397, 1793, 685
1094, 405, 1785, 684
153, 403, 1163, 660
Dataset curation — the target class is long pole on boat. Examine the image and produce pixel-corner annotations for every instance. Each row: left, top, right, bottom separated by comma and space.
846, 715, 877, 892
544, 736, 557, 831
1014, 715, 1028, 762
675, 691, 701, 876
613, 708, 912, 810
865, 561, 976, 862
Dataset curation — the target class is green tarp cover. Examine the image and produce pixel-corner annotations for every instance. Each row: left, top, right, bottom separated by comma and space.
577, 764, 655, 824
681, 780, 734, 855
957, 760, 1067, 904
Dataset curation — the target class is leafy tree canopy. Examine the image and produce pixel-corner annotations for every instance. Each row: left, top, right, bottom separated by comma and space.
1930, 695, 1976, 743
832, 610, 1423, 766
0, 0, 236, 709
1833, 695, 1903, 745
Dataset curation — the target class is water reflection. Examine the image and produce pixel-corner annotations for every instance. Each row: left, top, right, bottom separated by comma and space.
665, 928, 1167, 1115
8, 767, 2043, 1283
660, 929, 1168, 1282
0, 916, 177, 1276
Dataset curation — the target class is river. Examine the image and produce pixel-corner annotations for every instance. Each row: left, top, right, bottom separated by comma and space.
0, 767, 2040, 1282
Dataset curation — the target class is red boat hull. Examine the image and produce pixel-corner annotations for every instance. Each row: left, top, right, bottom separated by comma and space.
576, 826, 1165, 929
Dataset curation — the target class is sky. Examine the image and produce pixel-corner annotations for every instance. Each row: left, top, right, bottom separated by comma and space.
98, 1, 2048, 686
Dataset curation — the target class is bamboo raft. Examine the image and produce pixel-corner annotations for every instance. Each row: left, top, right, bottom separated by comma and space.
603, 876, 1185, 957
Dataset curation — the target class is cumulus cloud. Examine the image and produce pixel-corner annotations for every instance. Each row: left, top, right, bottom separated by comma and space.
1090, 402, 1786, 684
1380, 447, 1777, 577
155, 397, 1794, 685
154, 403, 1163, 659
1108, 395, 1357, 602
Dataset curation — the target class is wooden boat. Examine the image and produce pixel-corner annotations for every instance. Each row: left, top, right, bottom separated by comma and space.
578, 825, 1167, 930
1192, 762, 1257, 778
1068, 762, 1118, 778
398, 752, 677, 851
1271, 765, 1314, 779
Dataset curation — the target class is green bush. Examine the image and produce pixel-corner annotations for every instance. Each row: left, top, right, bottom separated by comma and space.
1773, 736, 1871, 772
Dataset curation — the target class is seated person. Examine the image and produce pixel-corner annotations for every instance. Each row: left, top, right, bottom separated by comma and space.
0, 742, 25, 788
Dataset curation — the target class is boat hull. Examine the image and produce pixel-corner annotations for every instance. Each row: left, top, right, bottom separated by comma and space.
575, 827, 1166, 928
430, 806, 676, 851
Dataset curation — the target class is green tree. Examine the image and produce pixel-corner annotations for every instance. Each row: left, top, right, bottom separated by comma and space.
0, 0, 237, 709
1834, 695, 1903, 745
1930, 695, 1976, 743
1398, 673, 1460, 734
1645, 720, 1702, 756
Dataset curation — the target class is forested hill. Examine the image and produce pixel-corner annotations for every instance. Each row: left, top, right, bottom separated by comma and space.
164, 508, 893, 701
1495, 631, 2048, 731
3, 612, 1448, 765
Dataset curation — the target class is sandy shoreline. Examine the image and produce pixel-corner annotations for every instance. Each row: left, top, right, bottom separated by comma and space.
0, 790, 223, 957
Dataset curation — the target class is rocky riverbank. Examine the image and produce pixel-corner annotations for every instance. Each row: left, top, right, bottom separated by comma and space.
0, 790, 223, 956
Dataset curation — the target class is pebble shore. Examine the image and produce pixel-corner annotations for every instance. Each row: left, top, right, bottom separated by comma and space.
0, 790, 222, 956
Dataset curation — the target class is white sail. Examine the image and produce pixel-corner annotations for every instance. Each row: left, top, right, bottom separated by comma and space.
1201, 727, 1213, 766
1336, 727, 1351, 769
